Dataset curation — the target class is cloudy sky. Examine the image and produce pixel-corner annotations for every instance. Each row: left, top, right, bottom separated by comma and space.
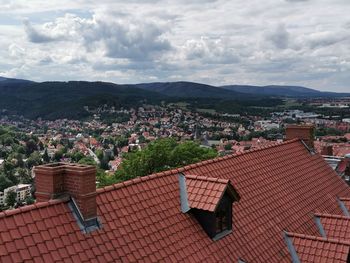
0, 0, 349, 92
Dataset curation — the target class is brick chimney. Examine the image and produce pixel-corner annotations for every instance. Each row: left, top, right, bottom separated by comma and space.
285, 124, 315, 149
321, 144, 333, 156
34, 163, 97, 220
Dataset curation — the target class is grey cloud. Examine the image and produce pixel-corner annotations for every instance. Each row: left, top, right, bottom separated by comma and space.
266, 24, 290, 49
94, 20, 172, 60
92, 58, 181, 73
23, 20, 58, 43
38, 56, 53, 65
307, 31, 349, 49
93, 61, 156, 71
247, 58, 298, 73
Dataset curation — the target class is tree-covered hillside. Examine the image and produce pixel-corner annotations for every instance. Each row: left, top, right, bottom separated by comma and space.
0, 79, 286, 120
0, 81, 166, 119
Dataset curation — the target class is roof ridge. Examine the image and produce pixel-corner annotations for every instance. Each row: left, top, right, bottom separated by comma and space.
339, 197, 350, 201
286, 232, 350, 246
0, 196, 69, 219
315, 212, 350, 220
97, 138, 301, 194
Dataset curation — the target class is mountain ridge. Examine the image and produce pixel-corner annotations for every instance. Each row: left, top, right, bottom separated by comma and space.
1, 76, 348, 98
0, 77, 348, 120
134, 81, 248, 99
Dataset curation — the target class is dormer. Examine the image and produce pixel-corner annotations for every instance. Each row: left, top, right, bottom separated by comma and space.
178, 173, 240, 240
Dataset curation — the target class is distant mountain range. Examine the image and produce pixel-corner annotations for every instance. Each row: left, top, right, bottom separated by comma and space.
135, 81, 248, 99
0, 76, 33, 86
135, 81, 348, 98
220, 85, 349, 97
0, 76, 349, 119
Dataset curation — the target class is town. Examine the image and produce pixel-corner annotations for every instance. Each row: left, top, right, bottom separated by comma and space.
2, 0, 350, 261
1, 97, 350, 211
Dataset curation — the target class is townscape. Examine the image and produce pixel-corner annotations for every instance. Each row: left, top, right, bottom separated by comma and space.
2, 0, 350, 261
1, 96, 350, 210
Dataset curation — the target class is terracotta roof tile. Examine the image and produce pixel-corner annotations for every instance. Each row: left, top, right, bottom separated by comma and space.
287, 232, 350, 262
339, 197, 350, 213
185, 174, 230, 212
316, 213, 350, 242
0, 140, 349, 262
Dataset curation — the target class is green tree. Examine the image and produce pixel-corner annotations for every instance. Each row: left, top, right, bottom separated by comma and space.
115, 138, 217, 182
16, 168, 32, 184
115, 136, 128, 148
27, 151, 42, 168
0, 175, 12, 192
113, 146, 119, 156
170, 141, 217, 167
5, 190, 17, 207
72, 151, 84, 162
16, 146, 26, 155
53, 151, 63, 162
100, 156, 110, 170
224, 143, 233, 151
25, 139, 37, 155
24, 196, 35, 205
3, 161, 14, 174
138, 135, 147, 143
16, 153, 24, 168
95, 149, 104, 161
96, 169, 117, 188
3, 136, 14, 146
78, 156, 96, 166
38, 141, 44, 151
43, 149, 50, 163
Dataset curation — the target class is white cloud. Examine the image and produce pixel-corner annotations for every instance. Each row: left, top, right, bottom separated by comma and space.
22, 13, 172, 61
180, 37, 240, 64
0, 0, 349, 91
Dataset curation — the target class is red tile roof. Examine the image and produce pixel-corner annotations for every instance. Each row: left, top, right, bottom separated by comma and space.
336, 158, 350, 174
1, 139, 350, 262
317, 213, 350, 241
286, 232, 350, 263
339, 197, 350, 213
185, 175, 237, 212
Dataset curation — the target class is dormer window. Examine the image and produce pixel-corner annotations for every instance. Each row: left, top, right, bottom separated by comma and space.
215, 196, 231, 234
178, 173, 240, 240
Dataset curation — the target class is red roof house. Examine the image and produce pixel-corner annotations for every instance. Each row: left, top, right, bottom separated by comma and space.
1, 126, 350, 262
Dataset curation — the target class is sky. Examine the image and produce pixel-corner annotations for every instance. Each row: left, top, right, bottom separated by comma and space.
0, 0, 349, 92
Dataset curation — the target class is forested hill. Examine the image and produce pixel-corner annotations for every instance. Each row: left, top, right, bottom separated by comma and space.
0, 77, 348, 120
134, 81, 248, 99
221, 84, 349, 97
0, 80, 166, 119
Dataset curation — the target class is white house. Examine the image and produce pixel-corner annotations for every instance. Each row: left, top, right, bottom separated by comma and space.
0, 184, 32, 206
